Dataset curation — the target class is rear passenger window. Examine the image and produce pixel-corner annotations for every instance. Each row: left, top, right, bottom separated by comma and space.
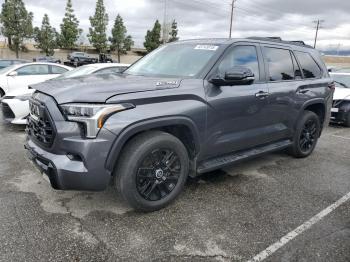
291, 52, 302, 79
51, 66, 68, 74
264, 47, 294, 81
295, 51, 322, 79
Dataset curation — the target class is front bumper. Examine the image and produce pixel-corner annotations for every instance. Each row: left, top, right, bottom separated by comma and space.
330, 100, 350, 123
25, 92, 118, 191
25, 126, 117, 191
1, 99, 29, 124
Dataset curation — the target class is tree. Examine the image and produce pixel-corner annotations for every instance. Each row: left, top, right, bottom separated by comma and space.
0, 0, 33, 58
34, 14, 57, 56
60, 0, 82, 49
168, 20, 179, 42
88, 0, 108, 53
109, 14, 134, 62
144, 20, 161, 53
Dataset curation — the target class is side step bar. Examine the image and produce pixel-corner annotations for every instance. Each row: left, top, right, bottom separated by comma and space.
197, 140, 292, 174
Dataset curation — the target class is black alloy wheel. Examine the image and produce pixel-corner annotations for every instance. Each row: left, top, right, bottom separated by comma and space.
136, 148, 181, 201
299, 119, 318, 154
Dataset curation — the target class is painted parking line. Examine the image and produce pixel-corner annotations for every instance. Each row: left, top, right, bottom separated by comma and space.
248, 192, 350, 262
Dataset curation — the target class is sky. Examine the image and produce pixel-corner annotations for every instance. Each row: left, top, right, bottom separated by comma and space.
2, 0, 350, 51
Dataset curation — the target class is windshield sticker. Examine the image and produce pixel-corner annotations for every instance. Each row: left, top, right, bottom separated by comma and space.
194, 45, 219, 51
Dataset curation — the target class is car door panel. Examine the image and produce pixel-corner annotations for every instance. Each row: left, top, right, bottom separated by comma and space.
203, 43, 273, 160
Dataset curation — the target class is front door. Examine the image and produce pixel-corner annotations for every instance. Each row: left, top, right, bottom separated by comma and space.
204, 43, 272, 160
7, 64, 51, 92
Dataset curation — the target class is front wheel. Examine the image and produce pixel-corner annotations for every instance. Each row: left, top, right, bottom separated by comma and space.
115, 131, 190, 212
289, 111, 321, 158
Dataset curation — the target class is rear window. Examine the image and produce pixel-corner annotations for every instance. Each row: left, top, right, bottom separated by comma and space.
294, 51, 322, 79
264, 47, 294, 81
51, 66, 68, 74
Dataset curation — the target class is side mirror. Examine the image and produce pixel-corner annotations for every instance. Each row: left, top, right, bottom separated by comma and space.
8, 71, 18, 77
210, 66, 255, 86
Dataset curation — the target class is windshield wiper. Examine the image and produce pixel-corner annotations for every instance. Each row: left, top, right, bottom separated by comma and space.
334, 81, 349, 88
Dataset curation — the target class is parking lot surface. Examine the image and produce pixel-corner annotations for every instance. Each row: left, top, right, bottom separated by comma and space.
0, 118, 349, 262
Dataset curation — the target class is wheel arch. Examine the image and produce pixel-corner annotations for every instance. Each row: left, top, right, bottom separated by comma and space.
302, 99, 326, 125
105, 116, 201, 173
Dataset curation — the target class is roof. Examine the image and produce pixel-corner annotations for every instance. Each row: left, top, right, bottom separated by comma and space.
175, 37, 314, 49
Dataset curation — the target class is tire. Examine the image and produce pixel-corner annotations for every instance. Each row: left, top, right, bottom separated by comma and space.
344, 113, 350, 128
289, 110, 321, 158
0, 88, 4, 98
115, 131, 190, 212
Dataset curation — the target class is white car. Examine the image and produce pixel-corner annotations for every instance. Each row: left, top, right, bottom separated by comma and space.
0, 63, 129, 125
330, 72, 350, 127
55, 63, 130, 80
0, 62, 72, 97
0, 62, 72, 124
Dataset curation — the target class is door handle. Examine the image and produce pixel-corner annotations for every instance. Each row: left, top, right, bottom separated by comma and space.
255, 91, 270, 99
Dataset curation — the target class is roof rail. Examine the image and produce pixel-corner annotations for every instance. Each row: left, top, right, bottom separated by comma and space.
247, 37, 314, 49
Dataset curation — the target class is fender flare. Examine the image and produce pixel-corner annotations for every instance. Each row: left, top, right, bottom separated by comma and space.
295, 98, 327, 133
105, 116, 201, 172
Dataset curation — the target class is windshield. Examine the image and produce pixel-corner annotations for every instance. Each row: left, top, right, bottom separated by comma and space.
0, 65, 17, 74
331, 74, 350, 88
55, 65, 98, 79
125, 43, 221, 78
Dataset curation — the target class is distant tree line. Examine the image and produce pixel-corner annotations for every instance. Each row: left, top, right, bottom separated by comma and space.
0, 0, 179, 60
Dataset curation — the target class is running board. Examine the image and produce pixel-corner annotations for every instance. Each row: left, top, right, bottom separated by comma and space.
197, 140, 292, 174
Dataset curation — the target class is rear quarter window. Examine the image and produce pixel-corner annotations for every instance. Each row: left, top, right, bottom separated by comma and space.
294, 51, 322, 79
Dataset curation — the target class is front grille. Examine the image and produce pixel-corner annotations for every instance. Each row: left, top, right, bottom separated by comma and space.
27, 100, 55, 147
1, 102, 15, 120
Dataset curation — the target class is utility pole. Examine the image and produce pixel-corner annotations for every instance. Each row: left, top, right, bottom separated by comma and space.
229, 0, 236, 38
162, 0, 168, 44
313, 19, 324, 48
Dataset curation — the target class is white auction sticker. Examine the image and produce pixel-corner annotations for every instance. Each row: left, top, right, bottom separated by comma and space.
194, 45, 219, 51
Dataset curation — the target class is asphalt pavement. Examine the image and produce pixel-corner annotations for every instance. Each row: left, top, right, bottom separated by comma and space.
0, 119, 349, 262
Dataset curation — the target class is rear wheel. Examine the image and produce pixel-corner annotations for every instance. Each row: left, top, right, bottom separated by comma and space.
0, 88, 4, 98
115, 131, 190, 212
289, 111, 321, 158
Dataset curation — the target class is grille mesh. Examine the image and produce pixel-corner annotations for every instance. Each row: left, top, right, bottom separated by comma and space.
27, 100, 55, 147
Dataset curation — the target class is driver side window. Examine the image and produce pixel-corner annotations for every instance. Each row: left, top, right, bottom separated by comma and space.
218, 45, 260, 82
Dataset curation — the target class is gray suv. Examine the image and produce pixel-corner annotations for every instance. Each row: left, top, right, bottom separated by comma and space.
25, 38, 334, 211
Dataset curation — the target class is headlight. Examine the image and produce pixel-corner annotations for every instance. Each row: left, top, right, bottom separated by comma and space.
60, 103, 134, 138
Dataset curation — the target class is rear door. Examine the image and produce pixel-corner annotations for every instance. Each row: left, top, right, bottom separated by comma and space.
204, 43, 272, 159
262, 45, 304, 140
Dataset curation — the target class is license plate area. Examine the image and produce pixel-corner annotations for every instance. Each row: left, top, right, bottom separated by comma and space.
331, 108, 339, 113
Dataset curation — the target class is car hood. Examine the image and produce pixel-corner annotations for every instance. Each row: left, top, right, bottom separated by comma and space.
333, 86, 350, 101
30, 74, 182, 104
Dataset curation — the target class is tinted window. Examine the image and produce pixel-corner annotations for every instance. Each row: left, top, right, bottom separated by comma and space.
295, 51, 321, 79
51, 66, 68, 74
291, 52, 302, 79
218, 45, 260, 81
264, 47, 294, 81
16, 65, 49, 76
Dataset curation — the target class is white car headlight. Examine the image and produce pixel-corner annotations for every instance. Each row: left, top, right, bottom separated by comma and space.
60, 103, 134, 138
